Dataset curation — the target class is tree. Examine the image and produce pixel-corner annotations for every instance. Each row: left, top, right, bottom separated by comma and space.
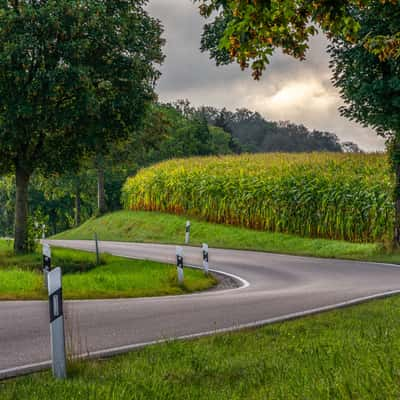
196, 0, 400, 79
329, 1, 400, 244
341, 142, 363, 153
203, 107, 242, 153
0, 0, 164, 252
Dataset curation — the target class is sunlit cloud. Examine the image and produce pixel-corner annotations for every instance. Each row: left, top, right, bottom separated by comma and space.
250, 79, 337, 119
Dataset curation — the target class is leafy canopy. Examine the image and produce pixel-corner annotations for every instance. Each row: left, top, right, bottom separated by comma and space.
0, 0, 164, 176
329, 1, 400, 138
196, 0, 400, 79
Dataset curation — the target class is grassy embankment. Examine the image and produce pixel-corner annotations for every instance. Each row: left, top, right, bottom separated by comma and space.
2, 295, 400, 399
0, 240, 215, 300
54, 210, 400, 264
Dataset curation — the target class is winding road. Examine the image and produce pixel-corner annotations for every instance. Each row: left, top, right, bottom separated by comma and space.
2, 239, 400, 379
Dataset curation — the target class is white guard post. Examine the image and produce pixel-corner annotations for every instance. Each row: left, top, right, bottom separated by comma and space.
43, 243, 51, 288
185, 221, 191, 244
47, 267, 67, 379
94, 232, 100, 266
176, 246, 184, 284
202, 243, 209, 275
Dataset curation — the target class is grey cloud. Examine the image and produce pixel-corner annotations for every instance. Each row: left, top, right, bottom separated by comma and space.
147, 0, 385, 151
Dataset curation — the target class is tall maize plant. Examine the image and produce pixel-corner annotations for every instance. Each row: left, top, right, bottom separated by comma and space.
122, 153, 393, 242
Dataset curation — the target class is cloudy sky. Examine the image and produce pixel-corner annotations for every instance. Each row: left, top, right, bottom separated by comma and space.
147, 1, 385, 152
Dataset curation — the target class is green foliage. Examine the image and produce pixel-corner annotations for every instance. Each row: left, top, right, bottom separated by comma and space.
25, 218, 38, 254
143, 102, 229, 163
197, 0, 399, 79
0, 0, 97, 174
0, 172, 96, 237
0, 176, 14, 237
122, 153, 393, 242
208, 125, 234, 154
329, 2, 400, 140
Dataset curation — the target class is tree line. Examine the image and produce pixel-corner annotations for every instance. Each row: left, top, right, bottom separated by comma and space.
199, 105, 361, 153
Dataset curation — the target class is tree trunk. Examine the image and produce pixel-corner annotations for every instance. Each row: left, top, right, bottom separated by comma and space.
74, 182, 81, 226
97, 166, 107, 215
50, 209, 57, 236
392, 135, 400, 248
14, 166, 30, 254
395, 161, 400, 247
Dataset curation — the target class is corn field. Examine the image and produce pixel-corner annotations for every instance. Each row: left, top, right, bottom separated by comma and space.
122, 153, 394, 242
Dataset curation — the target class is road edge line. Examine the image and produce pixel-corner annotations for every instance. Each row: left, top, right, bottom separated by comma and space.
2, 288, 400, 380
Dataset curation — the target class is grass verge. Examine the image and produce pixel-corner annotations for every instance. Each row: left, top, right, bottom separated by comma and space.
2, 295, 400, 399
0, 240, 216, 300
54, 210, 400, 264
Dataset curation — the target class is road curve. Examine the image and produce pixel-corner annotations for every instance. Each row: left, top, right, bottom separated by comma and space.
2, 239, 400, 378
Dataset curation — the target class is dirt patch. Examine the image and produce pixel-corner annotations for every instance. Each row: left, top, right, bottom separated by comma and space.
207, 271, 242, 291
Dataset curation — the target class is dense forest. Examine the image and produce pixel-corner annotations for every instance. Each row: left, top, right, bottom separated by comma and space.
0, 101, 361, 238
197, 104, 361, 154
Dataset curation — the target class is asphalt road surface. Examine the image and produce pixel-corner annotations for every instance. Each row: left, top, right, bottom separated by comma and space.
2, 239, 400, 378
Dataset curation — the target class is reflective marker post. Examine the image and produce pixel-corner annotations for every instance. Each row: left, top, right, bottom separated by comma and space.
185, 221, 191, 244
48, 267, 67, 379
176, 246, 184, 284
43, 243, 51, 288
202, 243, 209, 275
94, 232, 100, 266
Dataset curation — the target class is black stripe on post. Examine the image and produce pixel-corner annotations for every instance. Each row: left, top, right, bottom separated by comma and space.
43, 255, 51, 272
49, 288, 64, 323
177, 255, 184, 269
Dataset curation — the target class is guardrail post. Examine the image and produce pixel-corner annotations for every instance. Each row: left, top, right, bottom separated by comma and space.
43, 243, 51, 288
47, 267, 67, 379
202, 243, 209, 275
94, 232, 100, 266
176, 246, 184, 284
185, 221, 191, 244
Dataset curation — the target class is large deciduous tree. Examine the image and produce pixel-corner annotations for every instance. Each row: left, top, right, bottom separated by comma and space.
0, 0, 164, 253
329, 1, 400, 245
196, 0, 399, 79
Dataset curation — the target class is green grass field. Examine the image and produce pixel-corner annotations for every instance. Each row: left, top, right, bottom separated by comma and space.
0, 240, 216, 300
2, 295, 400, 399
53, 210, 400, 264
